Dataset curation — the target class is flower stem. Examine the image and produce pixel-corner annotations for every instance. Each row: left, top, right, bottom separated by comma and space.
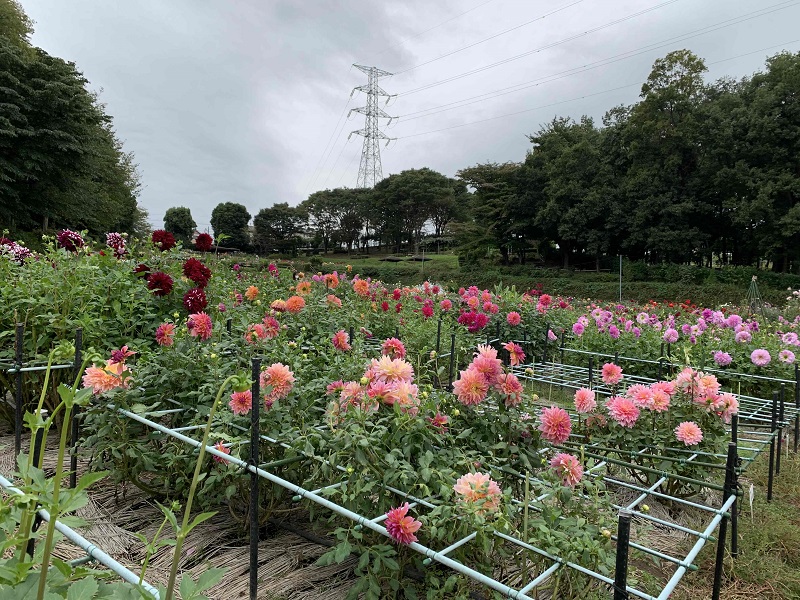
163, 375, 236, 600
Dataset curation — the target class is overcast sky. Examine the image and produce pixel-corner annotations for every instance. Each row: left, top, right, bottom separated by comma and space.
21, 0, 800, 232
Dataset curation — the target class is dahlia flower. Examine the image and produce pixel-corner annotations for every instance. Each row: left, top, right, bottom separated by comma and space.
187, 312, 213, 340
550, 453, 584, 487
384, 503, 421, 545
573, 388, 596, 413
452, 367, 489, 406
675, 421, 703, 446
453, 472, 502, 513
538, 406, 572, 444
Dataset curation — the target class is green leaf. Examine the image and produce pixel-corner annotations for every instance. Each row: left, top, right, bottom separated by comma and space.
195, 568, 226, 592
180, 574, 195, 599
186, 511, 217, 533
66, 576, 99, 600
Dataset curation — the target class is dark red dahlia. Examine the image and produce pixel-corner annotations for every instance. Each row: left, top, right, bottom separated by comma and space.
147, 271, 174, 297
134, 263, 151, 279
151, 230, 176, 252
194, 233, 213, 252
182, 257, 212, 288
183, 287, 208, 312
56, 229, 85, 252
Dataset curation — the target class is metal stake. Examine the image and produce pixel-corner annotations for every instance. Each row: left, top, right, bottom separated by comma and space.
613, 509, 632, 600
250, 357, 261, 600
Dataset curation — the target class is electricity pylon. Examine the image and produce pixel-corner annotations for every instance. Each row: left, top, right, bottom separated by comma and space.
348, 65, 395, 188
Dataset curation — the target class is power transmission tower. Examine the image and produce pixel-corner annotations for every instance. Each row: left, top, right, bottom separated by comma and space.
348, 64, 396, 188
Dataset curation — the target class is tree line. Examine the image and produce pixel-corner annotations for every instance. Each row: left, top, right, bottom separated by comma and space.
0, 1, 147, 239
181, 50, 799, 272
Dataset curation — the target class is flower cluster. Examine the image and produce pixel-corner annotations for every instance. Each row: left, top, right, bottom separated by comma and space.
105, 232, 126, 258
151, 230, 176, 251
452, 344, 523, 407
183, 258, 212, 288
0, 239, 33, 264
326, 348, 421, 424
453, 472, 502, 514
194, 233, 213, 252
56, 229, 85, 252
183, 288, 208, 312
82, 351, 133, 395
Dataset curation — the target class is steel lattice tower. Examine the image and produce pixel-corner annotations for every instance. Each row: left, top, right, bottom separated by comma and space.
348, 64, 395, 188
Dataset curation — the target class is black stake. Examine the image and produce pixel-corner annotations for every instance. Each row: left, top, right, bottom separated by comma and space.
435, 319, 442, 354
588, 356, 593, 388
612, 509, 632, 600
731, 415, 739, 559
250, 357, 262, 600
69, 328, 83, 489
712, 442, 738, 600
767, 391, 778, 502
448, 333, 456, 391
226, 318, 232, 334
542, 324, 549, 364
14, 323, 23, 457
27, 411, 47, 558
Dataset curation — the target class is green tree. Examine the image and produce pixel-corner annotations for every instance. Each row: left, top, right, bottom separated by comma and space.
210, 202, 251, 251
163, 207, 196, 243
527, 116, 611, 269
253, 202, 306, 256
0, 2, 142, 237
370, 168, 453, 253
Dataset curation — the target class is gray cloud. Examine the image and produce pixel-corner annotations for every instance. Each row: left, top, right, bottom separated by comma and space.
22, 0, 800, 232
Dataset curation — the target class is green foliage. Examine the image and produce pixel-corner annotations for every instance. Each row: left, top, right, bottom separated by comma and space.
0, 8, 142, 237
253, 202, 306, 256
163, 207, 197, 244
210, 202, 251, 251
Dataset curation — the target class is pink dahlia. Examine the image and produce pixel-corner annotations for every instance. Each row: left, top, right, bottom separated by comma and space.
538, 406, 572, 444
627, 384, 655, 410
494, 373, 523, 407
187, 312, 213, 340
506, 311, 522, 326
779, 349, 796, 364
261, 316, 281, 339
453, 472, 502, 513
428, 413, 449, 431
82, 360, 131, 395
155, 323, 175, 347
229, 390, 253, 415
573, 388, 596, 413
439, 299, 452, 311
332, 330, 351, 351
675, 421, 703, 446
368, 356, 414, 385
550, 453, 584, 487
452, 367, 489, 406
503, 341, 526, 366
471, 344, 503, 385
606, 396, 639, 428
601, 363, 623, 386
381, 337, 406, 360
384, 502, 421, 545
212, 440, 230, 464
750, 349, 771, 367
260, 363, 295, 402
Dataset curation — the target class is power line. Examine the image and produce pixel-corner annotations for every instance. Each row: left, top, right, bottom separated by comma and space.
392, 0, 800, 123
396, 0, 797, 97
370, 0, 497, 58
392, 0, 585, 76
303, 95, 352, 197
394, 39, 800, 140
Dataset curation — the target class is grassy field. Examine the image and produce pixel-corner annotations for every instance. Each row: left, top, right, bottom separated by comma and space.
287, 251, 797, 306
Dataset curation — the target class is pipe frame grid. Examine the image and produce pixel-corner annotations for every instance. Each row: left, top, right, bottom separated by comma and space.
3, 330, 752, 600
108, 389, 742, 600
514, 359, 792, 472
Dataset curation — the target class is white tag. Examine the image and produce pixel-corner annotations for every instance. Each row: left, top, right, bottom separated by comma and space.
749, 483, 755, 521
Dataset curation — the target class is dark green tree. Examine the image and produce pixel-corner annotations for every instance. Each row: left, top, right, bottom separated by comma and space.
0, 1, 143, 237
210, 202, 251, 251
370, 168, 453, 252
253, 202, 306, 256
163, 207, 196, 243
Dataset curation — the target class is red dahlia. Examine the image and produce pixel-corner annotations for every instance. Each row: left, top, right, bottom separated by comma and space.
183, 287, 208, 312
56, 229, 85, 252
134, 263, 151, 279
194, 233, 213, 252
151, 230, 176, 252
182, 257, 212, 288
147, 271, 173, 297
